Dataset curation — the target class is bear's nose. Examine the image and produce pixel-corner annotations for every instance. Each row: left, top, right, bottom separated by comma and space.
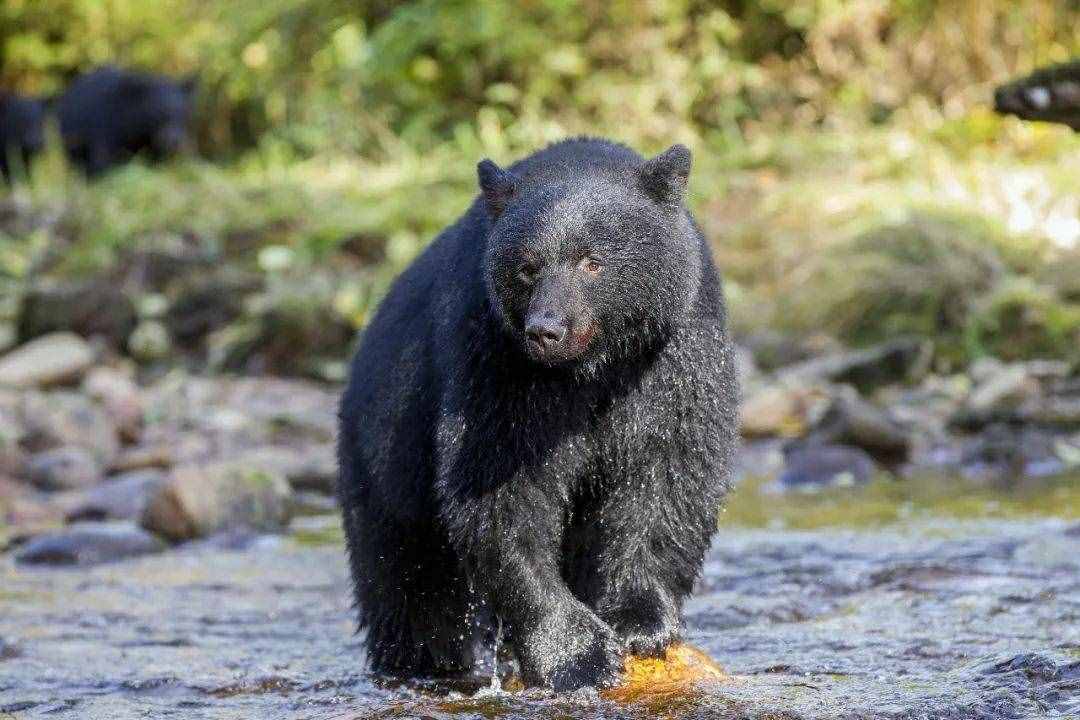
525, 316, 567, 351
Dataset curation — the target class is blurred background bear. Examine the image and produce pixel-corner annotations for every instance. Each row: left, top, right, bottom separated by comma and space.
0, 92, 45, 180
56, 67, 196, 176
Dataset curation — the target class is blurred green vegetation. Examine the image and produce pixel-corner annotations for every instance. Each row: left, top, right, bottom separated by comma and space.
4, 0, 1078, 154
1, 0, 1079, 373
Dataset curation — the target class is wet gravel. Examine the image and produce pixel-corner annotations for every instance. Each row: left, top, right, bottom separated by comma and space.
1, 518, 1078, 719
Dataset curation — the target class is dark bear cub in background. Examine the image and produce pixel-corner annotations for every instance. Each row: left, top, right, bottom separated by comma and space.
338, 138, 738, 691
0, 93, 46, 181
56, 66, 196, 176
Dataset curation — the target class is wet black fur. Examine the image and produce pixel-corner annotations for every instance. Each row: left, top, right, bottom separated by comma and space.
337, 137, 738, 691
0, 93, 46, 181
56, 66, 195, 176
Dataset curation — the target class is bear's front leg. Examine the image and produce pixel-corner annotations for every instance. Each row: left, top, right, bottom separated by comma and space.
439, 479, 625, 691
579, 462, 724, 658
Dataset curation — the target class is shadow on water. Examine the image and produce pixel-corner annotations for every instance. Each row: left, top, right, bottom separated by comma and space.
1, 474, 1079, 719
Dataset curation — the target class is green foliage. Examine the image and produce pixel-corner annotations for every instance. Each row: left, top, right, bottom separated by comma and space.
1, 0, 1078, 371
4, 0, 1077, 155
965, 278, 1080, 363
806, 212, 1007, 345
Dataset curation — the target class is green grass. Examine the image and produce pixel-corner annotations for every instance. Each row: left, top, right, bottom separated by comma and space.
2, 105, 1078, 366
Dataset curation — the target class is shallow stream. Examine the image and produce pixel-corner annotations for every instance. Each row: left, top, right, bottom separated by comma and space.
2, 476, 1079, 719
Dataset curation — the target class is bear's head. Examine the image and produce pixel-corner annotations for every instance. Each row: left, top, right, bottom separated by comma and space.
480, 144, 701, 369
120, 73, 197, 158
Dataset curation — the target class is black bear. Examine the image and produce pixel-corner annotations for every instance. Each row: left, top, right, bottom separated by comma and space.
338, 137, 738, 691
56, 66, 196, 176
994, 60, 1080, 131
0, 92, 46, 180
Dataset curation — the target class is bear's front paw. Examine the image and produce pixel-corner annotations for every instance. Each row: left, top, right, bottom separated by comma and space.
519, 609, 624, 691
602, 592, 680, 658
619, 617, 679, 658
546, 628, 624, 692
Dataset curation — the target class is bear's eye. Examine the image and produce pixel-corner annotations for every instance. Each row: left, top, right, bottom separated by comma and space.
518, 264, 539, 284
581, 257, 603, 275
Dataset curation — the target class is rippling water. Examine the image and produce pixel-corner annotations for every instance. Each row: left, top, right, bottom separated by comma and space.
2, 496, 1079, 718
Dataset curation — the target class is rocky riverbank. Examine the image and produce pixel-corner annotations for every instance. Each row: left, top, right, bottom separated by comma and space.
1, 332, 339, 564
737, 333, 1080, 491
3, 323, 1080, 564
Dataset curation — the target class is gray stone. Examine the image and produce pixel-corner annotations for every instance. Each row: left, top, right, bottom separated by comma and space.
140, 461, 292, 543
966, 363, 1039, 415
739, 382, 832, 438
779, 443, 881, 489
57, 469, 166, 523
81, 366, 144, 442
779, 337, 932, 392
0, 333, 96, 388
127, 320, 172, 363
19, 280, 136, 348
25, 446, 102, 491
18, 391, 119, 466
808, 386, 913, 462
235, 444, 337, 495
14, 522, 166, 566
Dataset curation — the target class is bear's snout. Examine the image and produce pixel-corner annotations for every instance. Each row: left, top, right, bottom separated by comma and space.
526, 312, 568, 353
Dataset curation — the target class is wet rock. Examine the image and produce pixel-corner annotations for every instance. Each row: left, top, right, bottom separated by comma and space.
778, 443, 880, 489
1018, 395, 1080, 429
0, 637, 20, 660
882, 373, 970, 441
205, 272, 354, 376
57, 469, 166, 523
19, 280, 137, 348
234, 444, 337, 495
779, 337, 932, 392
82, 367, 144, 443
140, 461, 292, 543
739, 330, 841, 372
739, 382, 831, 438
959, 424, 1072, 483
108, 443, 175, 473
165, 272, 259, 345
25, 446, 102, 491
963, 360, 1040, 417
603, 643, 728, 704
0, 333, 96, 388
14, 521, 166, 566
225, 378, 338, 442
19, 391, 119, 467
961, 652, 1080, 718
289, 491, 338, 515
808, 386, 913, 463
0, 392, 26, 476
127, 320, 172, 363
0, 476, 62, 527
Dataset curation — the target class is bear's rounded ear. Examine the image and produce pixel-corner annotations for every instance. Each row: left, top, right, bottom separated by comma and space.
640, 144, 691, 205
477, 159, 516, 220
